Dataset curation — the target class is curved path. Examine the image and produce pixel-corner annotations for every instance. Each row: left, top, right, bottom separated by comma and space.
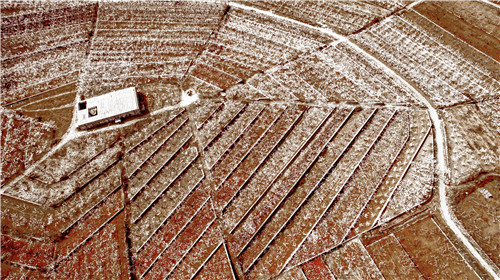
344, 32, 500, 280
231, 2, 499, 278
2, 2, 498, 278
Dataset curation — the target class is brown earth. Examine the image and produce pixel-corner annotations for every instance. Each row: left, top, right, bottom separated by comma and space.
1, 1, 499, 279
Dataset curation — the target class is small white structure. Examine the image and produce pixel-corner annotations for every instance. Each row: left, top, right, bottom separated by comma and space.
76, 87, 141, 130
479, 188, 493, 199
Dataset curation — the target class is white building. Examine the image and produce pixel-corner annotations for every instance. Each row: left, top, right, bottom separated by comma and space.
76, 87, 142, 130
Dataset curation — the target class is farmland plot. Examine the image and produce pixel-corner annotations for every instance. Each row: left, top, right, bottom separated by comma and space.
199, 103, 289, 193
365, 234, 425, 280
234, 108, 352, 271
349, 110, 431, 236
301, 257, 335, 280
55, 189, 125, 260
1, 108, 56, 185
443, 104, 499, 185
351, 11, 500, 107
1, 234, 55, 269
431, 1, 500, 39
394, 216, 480, 279
454, 176, 500, 267
1, 195, 52, 239
189, 101, 223, 130
200, 103, 267, 170
10, 82, 77, 140
193, 244, 235, 280
1, 1, 499, 279
55, 211, 129, 279
219, 106, 332, 234
127, 144, 204, 253
194, 104, 436, 280
273, 267, 308, 280
1, 184, 127, 279
1, 2, 96, 107
114, 99, 232, 280
125, 121, 194, 202
208, 104, 304, 209
324, 238, 384, 280
131, 185, 210, 277
1, 3, 96, 59
140, 202, 217, 280
0, 107, 200, 278
412, 1, 500, 62
194, 102, 247, 151
399, 9, 500, 81
235, 41, 422, 105
2, 42, 90, 106
379, 130, 434, 223
281, 109, 404, 269
128, 146, 200, 228
121, 109, 185, 154
27, 129, 122, 184
80, 1, 227, 97
122, 110, 189, 181
3, 130, 123, 205
8, 82, 77, 112
187, 6, 333, 91
476, 98, 500, 134
231, 105, 370, 278
1, 1, 85, 17
1, 261, 52, 280
166, 219, 225, 280
46, 166, 121, 237
234, 0, 405, 35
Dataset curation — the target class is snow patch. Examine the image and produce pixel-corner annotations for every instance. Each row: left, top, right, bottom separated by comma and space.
180, 89, 199, 107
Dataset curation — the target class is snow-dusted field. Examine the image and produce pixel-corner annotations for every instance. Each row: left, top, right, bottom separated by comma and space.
1, 1, 499, 279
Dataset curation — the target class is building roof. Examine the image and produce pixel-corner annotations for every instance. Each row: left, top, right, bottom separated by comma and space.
76, 87, 140, 128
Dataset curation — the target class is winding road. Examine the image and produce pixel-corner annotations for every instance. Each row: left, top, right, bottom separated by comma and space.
231, 2, 500, 278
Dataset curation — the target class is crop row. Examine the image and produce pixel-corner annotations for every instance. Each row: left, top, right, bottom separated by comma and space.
350, 110, 430, 236
234, 41, 423, 105
351, 12, 500, 107
189, 7, 333, 90
81, 1, 225, 97
234, 0, 403, 35
2, 42, 87, 105
296, 216, 479, 280
1, 109, 56, 184
443, 105, 499, 185
1, 4, 96, 38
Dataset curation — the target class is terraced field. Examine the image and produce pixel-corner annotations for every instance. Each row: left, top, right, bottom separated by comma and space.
1, 1, 499, 279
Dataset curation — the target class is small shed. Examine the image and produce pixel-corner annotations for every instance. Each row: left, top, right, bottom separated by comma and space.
76, 87, 141, 130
